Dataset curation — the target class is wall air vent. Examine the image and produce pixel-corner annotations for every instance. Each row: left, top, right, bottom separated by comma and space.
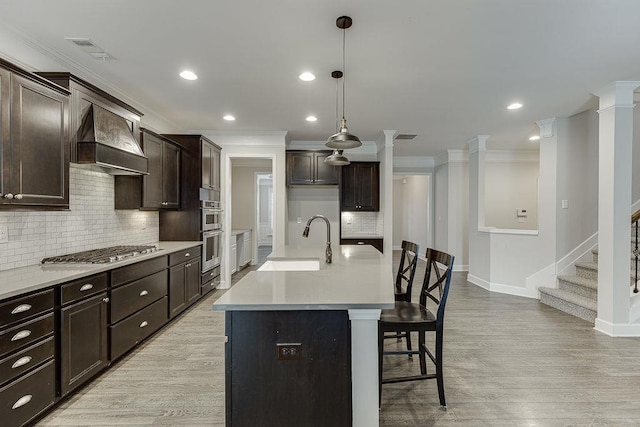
395, 133, 418, 140
65, 37, 116, 60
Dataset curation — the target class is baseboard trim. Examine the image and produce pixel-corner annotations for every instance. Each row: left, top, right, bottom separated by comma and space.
468, 274, 537, 299
594, 317, 640, 337
453, 264, 469, 272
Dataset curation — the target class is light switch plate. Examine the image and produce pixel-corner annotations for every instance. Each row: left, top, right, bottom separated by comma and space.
0, 225, 8, 243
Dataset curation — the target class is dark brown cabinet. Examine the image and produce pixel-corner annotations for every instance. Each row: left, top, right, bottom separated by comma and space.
286, 150, 339, 186
0, 59, 70, 209
109, 257, 168, 361
169, 253, 201, 319
201, 138, 220, 191
60, 291, 108, 396
115, 129, 181, 210
341, 162, 379, 211
0, 289, 56, 426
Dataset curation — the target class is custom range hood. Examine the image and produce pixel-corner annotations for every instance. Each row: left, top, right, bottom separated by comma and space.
77, 104, 148, 175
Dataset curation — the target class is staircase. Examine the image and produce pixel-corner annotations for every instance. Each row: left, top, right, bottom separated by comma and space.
538, 222, 639, 323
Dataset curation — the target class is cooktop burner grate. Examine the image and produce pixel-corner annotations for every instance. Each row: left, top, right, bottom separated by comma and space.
42, 245, 158, 264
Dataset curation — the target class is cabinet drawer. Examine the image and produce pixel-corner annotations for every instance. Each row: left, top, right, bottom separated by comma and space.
169, 246, 201, 266
201, 266, 220, 285
61, 273, 108, 305
0, 314, 54, 357
201, 280, 217, 296
0, 337, 54, 386
111, 270, 167, 323
111, 256, 167, 287
0, 290, 54, 327
110, 297, 168, 361
0, 360, 55, 427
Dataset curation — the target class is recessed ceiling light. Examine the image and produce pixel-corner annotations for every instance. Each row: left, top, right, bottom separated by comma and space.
179, 70, 198, 80
529, 135, 540, 141
223, 114, 235, 121
306, 115, 317, 122
299, 72, 316, 81
507, 102, 523, 110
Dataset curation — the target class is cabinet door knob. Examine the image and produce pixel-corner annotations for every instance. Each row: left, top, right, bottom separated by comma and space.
14, 194, 23, 200
139, 290, 148, 297
11, 356, 32, 369
185, 253, 190, 257
80, 284, 94, 291
185, 263, 191, 268
11, 304, 32, 315
11, 330, 31, 341
4, 193, 14, 199
139, 321, 149, 328
103, 297, 110, 303
12, 395, 32, 410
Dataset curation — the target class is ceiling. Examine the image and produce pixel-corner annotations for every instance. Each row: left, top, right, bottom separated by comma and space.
1, 0, 640, 157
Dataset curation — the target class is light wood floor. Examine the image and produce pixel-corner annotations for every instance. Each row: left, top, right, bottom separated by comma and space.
38, 255, 640, 426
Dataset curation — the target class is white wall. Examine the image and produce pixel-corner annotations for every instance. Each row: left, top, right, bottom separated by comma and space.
632, 105, 640, 205
287, 188, 340, 250
392, 175, 430, 254
484, 157, 539, 230
556, 109, 600, 259
0, 165, 159, 272
231, 163, 272, 231
434, 164, 448, 252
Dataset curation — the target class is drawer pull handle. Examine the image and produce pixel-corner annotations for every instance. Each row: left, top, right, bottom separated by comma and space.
210, 271, 215, 276
12, 356, 32, 369
139, 321, 149, 328
12, 395, 32, 410
11, 304, 32, 315
139, 290, 149, 297
11, 330, 31, 341
357, 241, 365, 245
103, 297, 110, 303
80, 284, 94, 291
185, 253, 190, 257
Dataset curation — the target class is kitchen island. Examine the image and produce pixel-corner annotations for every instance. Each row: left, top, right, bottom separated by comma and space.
213, 244, 394, 427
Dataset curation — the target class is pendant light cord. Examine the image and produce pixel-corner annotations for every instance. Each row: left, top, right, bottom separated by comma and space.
342, 26, 346, 121
335, 74, 339, 133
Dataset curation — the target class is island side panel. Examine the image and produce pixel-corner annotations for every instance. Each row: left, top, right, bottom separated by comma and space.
225, 310, 352, 427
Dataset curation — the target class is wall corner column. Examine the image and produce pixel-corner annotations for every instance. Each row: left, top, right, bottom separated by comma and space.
593, 81, 640, 336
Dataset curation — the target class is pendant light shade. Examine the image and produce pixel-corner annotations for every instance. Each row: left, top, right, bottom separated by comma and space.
325, 16, 362, 150
324, 149, 351, 166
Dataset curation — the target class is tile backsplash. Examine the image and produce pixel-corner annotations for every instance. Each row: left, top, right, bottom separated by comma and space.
341, 211, 383, 237
0, 164, 159, 272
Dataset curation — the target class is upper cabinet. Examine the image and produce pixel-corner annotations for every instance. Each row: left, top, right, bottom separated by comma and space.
341, 162, 380, 212
286, 150, 339, 187
114, 129, 181, 210
1, 59, 70, 209
201, 138, 220, 191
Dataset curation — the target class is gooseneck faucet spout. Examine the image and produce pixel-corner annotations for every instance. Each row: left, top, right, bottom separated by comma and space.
302, 215, 332, 264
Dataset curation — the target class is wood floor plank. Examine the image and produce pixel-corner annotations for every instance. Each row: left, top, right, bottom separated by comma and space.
37, 252, 640, 426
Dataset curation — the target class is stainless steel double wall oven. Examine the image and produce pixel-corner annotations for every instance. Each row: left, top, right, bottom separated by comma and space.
201, 200, 223, 272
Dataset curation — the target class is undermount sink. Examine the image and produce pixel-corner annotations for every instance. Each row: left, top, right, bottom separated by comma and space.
257, 258, 320, 272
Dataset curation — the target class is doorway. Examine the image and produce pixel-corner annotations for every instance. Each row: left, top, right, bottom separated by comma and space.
392, 174, 433, 257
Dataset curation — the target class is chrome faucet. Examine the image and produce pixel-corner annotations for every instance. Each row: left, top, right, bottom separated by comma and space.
302, 215, 332, 264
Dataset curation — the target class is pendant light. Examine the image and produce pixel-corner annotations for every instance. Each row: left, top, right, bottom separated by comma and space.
326, 15, 362, 150
325, 70, 351, 166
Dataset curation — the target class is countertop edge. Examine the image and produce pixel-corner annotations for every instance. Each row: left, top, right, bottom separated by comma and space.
0, 241, 202, 301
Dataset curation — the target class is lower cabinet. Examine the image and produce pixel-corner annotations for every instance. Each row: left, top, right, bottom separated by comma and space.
60, 292, 109, 396
0, 360, 56, 426
169, 257, 201, 318
0, 288, 56, 426
109, 257, 169, 361
201, 266, 220, 296
110, 297, 168, 361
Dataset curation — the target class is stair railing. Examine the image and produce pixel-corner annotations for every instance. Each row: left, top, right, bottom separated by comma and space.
633, 209, 640, 293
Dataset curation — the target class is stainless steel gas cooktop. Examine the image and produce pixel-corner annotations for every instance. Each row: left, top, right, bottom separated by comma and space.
41, 245, 158, 264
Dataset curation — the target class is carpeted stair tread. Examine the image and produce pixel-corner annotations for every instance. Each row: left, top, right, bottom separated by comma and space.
575, 261, 598, 271
557, 274, 598, 290
538, 287, 597, 322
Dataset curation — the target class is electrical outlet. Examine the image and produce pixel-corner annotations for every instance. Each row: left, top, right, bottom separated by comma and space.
0, 225, 8, 243
277, 343, 302, 360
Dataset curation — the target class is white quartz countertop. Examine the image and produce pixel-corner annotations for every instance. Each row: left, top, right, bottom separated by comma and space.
213, 245, 394, 311
341, 234, 384, 239
231, 229, 251, 236
0, 241, 201, 301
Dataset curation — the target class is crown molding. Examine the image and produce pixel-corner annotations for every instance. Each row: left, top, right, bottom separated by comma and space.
201, 130, 289, 147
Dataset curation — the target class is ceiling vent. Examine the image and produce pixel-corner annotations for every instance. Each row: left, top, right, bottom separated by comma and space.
65, 38, 115, 60
395, 133, 418, 140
